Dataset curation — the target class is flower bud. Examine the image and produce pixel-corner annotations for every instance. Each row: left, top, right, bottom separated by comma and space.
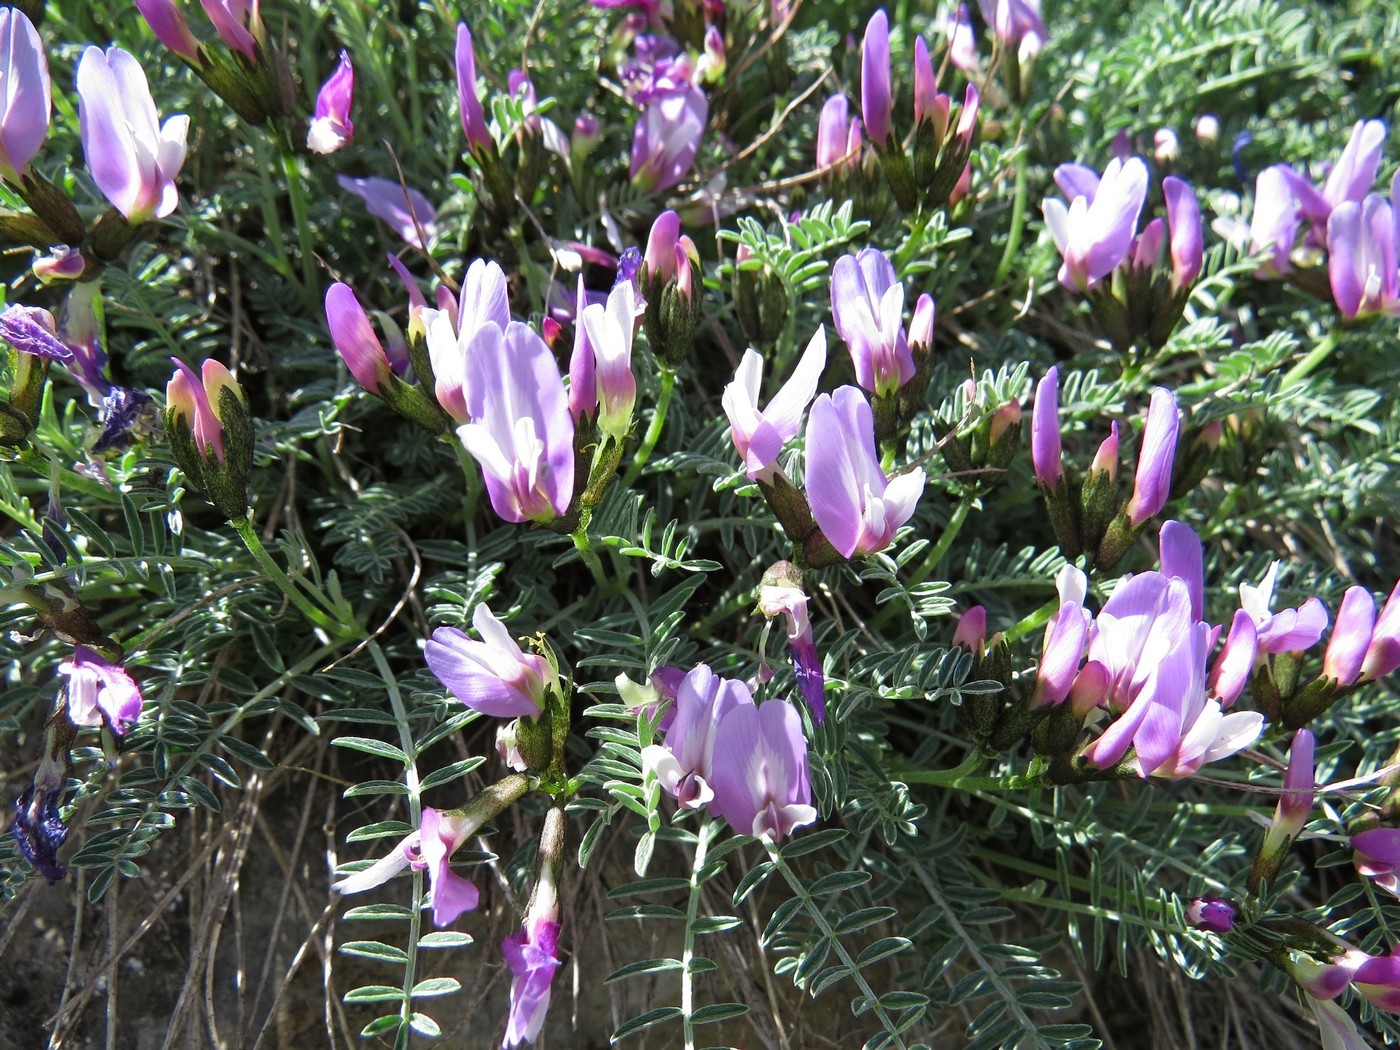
1361, 581, 1400, 682
135, 0, 203, 65
1030, 366, 1062, 488
1125, 387, 1179, 526
456, 23, 493, 155
860, 9, 892, 147
1153, 127, 1179, 165
732, 243, 789, 347
1195, 114, 1220, 144
952, 605, 986, 655
1323, 587, 1376, 688
307, 51, 354, 155
165, 358, 253, 519
0, 8, 50, 183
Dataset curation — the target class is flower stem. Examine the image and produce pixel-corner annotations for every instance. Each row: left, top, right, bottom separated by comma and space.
279, 145, 321, 316
1003, 595, 1060, 645
229, 515, 349, 637
620, 368, 677, 491
680, 818, 716, 1050
993, 140, 1029, 288
1280, 328, 1341, 389
571, 509, 610, 591
907, 498, 972, 589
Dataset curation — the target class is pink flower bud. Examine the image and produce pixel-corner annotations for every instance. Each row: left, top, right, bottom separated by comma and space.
1030, 366, 1062, 488
1090, 421, 1119, 479
325, 283, 393, 394
1324, 586, 1376, 687
1361, 580, 1400, 681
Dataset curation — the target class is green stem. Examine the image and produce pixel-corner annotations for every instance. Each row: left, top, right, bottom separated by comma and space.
279, 146, 321, 315
368, 641, 424, 1046
1280, 328, 1340, 389
681, 818, 716, 1050
907, 499, 972, 589
571, 510, 610, 591
229, 516, 347, 637
993, 141, 1029, 288
766, 843, 910, 1050
620, 368, 677, 490
1003, 595, 1059, 645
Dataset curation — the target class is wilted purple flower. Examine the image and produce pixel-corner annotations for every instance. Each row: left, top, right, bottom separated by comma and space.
421, 258, 511, 422
425, 604, 557, 718
860, 10, 892, 146
571, 279, 638, 441
1362, 581, 1400, 681
806, 386, 926, 559
458, 322, 575, 523
337, 175, 439, 249
76, 46, 190, 222
1163, 177, 1203, 291
501, 807, 565, 1048
92, 386, 157, 455
0, 305, 75, 363
630, 83, 707, 192
60, 647, 144, 733
1238, 562, 1330, 654
1185, 897, 1236, 934
1125, 387, 1179, 526
758, 566, 826, 723
14, 786, 68, 884
1082, 524, 1264, 777
710, 698, 817, 841
1324, 587, 1377, 687
1327, 188, 1400, 319
456, 23, 494, 154
816, 95, 862, 173
1043, 156, 1149, 292
977, 0, 1046, 59
830, 249, 915, 398
0, 9, 50, 183
722, 326, 826, 482
325, 283, 397, 394
1030, 365, 1061, 488
641, 664, 754, 810
307, 51, 354, 155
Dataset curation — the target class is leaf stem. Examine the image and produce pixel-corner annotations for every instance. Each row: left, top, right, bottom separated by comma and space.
681, 817, 717, 1050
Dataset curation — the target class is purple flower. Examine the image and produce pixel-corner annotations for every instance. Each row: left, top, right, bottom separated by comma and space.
325, 283, 397, 394
135, 0, 203, 65
1185, 897, 1236, 934
709, 699, 817, 841
642, 665, 754, 810
33, 247, 87, 285
1248, 165, 1308, 275
1081, 525, 1265, 777
1327, 187, 1400, 319
977, 0, 1046, 60
1320, 120, 1387, 217
59, 647, 144, 734
334, 806, 493, 928
830, 249, 916, 398
1034, 569, 1091, 707
1207, 609, 1257, 707
1125, 387, 1179, 527
167, 358, 241, 463
0, 9, 50, 183
457, 322, 575, 524
455, 23, 494, 154
307, 51, 354, 155
758, 571, 826, 724
947, 4, 978, 72
860, 9, 892, 147
816, 94, 862, 172
1260, 728, 1315, 859
76, 46, 189, 222
1324, 586, 1377, 687
201, 0, 261, 62
425, 604, 557, 718
571, 280, 638, 441
0, 305, 74, 363
1362, 581, 1400, 681
502, 886, 561, 1043
630, 83, 707, 192
1043, 156, 1149, 292
1237, 562, 1330, 654
807, 387, 926, 558
722, 326, 826, 482
422, 258, 511, 423
337, 175, 439, 249
1354, 828, 1400, 897
1163, 176, 1203, 291
1030, 366, 1062, 488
